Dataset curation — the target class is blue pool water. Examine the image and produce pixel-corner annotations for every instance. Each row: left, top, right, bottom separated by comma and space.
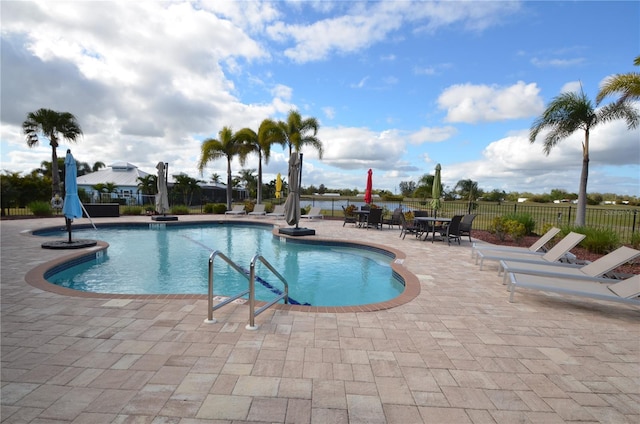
39, 223, 404, 307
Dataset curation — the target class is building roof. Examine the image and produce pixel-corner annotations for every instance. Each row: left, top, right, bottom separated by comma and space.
77, 162, 150, 188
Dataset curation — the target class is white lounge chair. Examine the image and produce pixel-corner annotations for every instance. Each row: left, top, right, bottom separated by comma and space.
248, 204, 266, 216
266, 204, 285, 218
476, 232, 586, 271
499, 246, 640, 284
225, 205, 246, 215
301, 207, 323, 220
506, 273, 640, 305
471, 227, 561, 258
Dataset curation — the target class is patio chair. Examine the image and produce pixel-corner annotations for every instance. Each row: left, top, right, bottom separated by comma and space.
365, 208, 383, 230
225, 205, 246, 215
342, 206, 358, 227
399, 213, 423, 239
499, 246, 640, 284
301, 207, 323, 220
471, 227, 561, 259
266, 204, 285, 218
476, 232, 585, 270
433, 215, 463, 245
383, 207, 403, 229
506, 273, 640, 305
459, 214, 477, 242
248, 204, 266, 216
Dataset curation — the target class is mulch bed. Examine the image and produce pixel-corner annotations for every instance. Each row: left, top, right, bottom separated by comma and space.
472, 230, 639, 276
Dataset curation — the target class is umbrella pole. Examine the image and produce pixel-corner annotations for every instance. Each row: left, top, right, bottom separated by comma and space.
66, 217, 72, 243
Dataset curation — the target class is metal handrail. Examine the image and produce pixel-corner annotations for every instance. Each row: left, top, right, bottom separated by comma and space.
204, 250, 250, 324
247, 254, 289, 330
204, 251, 289, 330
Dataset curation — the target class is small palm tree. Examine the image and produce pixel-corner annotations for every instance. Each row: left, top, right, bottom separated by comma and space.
22, 108, 83, 197
92, 161, 106, 172
236, 168, 257, 199
530, 88, 639, 226
235, 119, 284, 203
277, 110, 323, 158
596, 55, 640, 105
198, 126, 247, 210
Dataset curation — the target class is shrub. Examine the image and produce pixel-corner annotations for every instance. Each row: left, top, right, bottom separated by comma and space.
204, 203, 227, 214
170, 205, 190, 215
504, 220, 526, 243
490, 216, 527, 243
28, 201, 53, 217
561, 226, 620, 254
489, 216, 508, 241
502, 213, 536, 235
122, 206, 143, 216
631, 232, 640, 250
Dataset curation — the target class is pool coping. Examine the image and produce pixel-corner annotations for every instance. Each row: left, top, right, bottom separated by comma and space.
24, 220, 421, 313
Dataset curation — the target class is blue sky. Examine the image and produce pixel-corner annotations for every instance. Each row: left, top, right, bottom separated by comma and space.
1, 1, 639, 196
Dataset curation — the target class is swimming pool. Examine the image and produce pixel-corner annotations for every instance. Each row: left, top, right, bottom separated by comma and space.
37, 222, 405, 307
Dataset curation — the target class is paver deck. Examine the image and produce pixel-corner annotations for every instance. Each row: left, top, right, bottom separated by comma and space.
1, 215, 638, 423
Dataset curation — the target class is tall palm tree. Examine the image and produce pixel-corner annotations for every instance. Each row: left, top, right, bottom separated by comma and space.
530, 89, 639, 226
596, 55, 640, 105
22, 108, 83, 197
235, 119, 284, 203
198, 126, 247, 210
277, 110, 323, 158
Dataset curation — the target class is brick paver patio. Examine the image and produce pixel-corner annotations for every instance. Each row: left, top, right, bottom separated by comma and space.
1, 215, 638, 423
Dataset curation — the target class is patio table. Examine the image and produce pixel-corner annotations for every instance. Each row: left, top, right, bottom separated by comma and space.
353, 210, 370, 227
414, 216, 452, 241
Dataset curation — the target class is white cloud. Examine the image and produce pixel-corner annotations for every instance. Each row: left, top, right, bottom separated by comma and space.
438, 81, 545, 123
408, 127, 457, 145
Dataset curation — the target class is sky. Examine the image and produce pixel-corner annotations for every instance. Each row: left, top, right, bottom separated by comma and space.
1, 0, 639, 197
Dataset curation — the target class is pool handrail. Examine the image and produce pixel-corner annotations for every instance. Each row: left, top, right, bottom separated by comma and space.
205, 250, 250, 324
204, 250, 289, 329
248, 254, 289, 330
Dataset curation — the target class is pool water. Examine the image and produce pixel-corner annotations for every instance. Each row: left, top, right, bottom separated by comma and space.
41, 223, 404, 307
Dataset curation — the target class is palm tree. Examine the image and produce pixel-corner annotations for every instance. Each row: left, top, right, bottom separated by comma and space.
210, 173, 221, 184
277, 110, 323, 158
596, 55, 640, 105
530, 89, 639, 226
236, 168, 257, 199
235, 119, 284, 203
198, 126, 247, 210
92, 161, 106, 172
22, 108, 83, 197
173, 174, 203, 206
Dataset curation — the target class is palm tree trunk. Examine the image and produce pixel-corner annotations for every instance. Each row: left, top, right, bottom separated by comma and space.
51, 145, 61, 196
575, 131, 590, 226
226, 157, 233, 210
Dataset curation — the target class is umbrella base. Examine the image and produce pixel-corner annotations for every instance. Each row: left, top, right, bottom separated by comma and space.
279, 227, 316, 237
151, 215, 179, 221
42, 239, 98, 249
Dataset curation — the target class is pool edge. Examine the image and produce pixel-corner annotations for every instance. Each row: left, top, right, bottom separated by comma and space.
24, 220, 421, 312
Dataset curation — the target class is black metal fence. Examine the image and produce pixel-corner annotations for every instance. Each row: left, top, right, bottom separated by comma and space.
4, 196, 638, 243
300, 197, 639, 244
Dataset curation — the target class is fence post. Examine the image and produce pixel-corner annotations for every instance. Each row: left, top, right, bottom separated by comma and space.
567, 206, 572, 226
632, 209, 638, 238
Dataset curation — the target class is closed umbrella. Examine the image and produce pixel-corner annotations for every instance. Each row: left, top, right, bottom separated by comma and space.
275, 172, 282, 199
284, 153, 301, 226
62, 150, 83, 243
364, 169, 373, 204
156, 161, 169, 215
431, 163, 442, 216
